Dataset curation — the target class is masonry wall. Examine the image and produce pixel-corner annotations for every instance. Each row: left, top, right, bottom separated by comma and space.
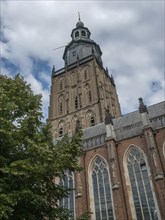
76, 126, 165, 220
49, 57, 121, 139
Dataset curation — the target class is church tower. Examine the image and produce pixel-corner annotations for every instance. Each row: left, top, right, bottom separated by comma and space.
49, 17, 121, 139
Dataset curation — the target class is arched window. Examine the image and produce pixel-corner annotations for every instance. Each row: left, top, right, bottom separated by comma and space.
81, 30, 86, 36
58, 121, 64, 137
86, 111, 96, 127
71, 71, 77, 85
59, 127, 63, 137
90, 115, 95, 126
72, 115, 80, 131
84, 83, 92, 105
59, 95, 64, 115
126, 146, 159, 220
59, 170, 75, 219
75, 31, 79, 38
90, 156, 114, 220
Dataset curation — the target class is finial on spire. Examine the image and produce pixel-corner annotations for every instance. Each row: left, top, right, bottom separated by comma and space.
78, 12, 81, 21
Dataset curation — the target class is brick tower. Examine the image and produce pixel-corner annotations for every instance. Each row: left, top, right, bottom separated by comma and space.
49, 17, 121, 139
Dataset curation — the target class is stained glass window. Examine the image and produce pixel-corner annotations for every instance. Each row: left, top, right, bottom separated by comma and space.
127, 146, 159, 220
92, 157, 114, 220
59, 171, 75, 219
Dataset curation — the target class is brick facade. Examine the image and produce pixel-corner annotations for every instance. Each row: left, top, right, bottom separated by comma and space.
49, 19, 165, 219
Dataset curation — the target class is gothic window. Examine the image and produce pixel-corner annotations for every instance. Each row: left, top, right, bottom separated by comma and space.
88, 91, 92, 103
75, 96, 78, 109
71, 71, 77, 85
58, 121, 64, 137
59, 95, 64, 115
91, 156, 114, 220
59, 78, 64, 91
59, 127, 63, 137
91, 115, 95, 126
59, 102, 63, 114
72, 115, 79, 131
126, 146, 159, 220
59, 170, 75, 219
75, 31, 79, 38
86, 111, 95, 127
66, 99, 69, 113
81, 30, 86, 36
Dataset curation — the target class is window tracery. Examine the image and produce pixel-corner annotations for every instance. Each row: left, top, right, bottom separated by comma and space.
59, 170, 75, 219
126, 146, 159, 220
91, 156, 114, 220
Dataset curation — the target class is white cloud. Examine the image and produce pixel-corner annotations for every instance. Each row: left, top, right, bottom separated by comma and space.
1, 0, 164, 119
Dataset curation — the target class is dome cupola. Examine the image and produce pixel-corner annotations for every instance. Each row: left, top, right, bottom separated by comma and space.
63, 15, 102, 66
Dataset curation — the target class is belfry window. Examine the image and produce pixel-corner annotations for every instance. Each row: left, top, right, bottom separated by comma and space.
75, 31, 79, 38
92, 157, 114, 220
59, 170, 75, 219
127, 146, 159, 220
81, 30, 86, 36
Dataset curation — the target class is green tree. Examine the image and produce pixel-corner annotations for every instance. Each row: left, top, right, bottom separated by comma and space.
0, 74, 83, 220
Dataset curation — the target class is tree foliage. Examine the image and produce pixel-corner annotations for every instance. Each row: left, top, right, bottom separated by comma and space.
0, 74, 83, 220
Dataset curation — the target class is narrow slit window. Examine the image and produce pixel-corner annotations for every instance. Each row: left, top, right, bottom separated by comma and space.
75, 96, 78, 109
59, 127, 63, 137
91, 116, 95, 126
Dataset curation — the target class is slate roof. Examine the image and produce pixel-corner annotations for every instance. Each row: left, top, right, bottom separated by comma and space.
83, 101, 165, 143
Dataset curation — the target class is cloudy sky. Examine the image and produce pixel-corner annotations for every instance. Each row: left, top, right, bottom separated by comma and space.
1, 1, 164, 119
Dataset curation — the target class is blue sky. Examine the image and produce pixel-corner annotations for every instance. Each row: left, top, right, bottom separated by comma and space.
1, 1, 164, 120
